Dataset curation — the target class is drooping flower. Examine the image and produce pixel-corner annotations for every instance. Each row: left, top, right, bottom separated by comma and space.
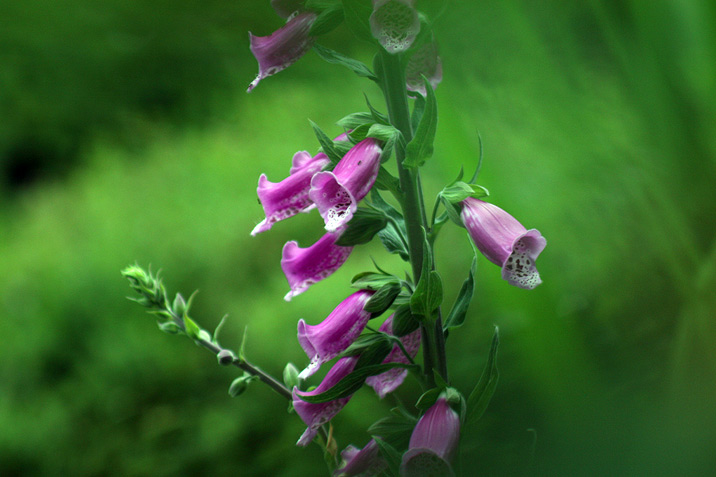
365, 314, 421, 399
293, 356, 358, 446
251, 150, 331, 235
247, 12, 317, 92
335, 439, 387, 476
281, 230, 353, 301
309, 138, 383, 232
297, 290, 374, 379
369, 0, 420, 54
400, 396, 460, 476
406, 39, 443, 97
460, 198, 547, 290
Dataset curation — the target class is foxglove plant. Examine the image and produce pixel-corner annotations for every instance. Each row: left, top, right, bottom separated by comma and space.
123, 1, 547, 475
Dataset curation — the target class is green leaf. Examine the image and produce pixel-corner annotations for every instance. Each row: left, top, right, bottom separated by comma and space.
309, 119, 343, 164
415, 387, 442, 411
183, 315, 201, 341
308, 6, 344, 36
440, 196, 463, 227
364, 94, 390, 125
370, 191, 409, 259
342, 0, 375, 42
337, 111, 375, 130
391, 303, 419, 337
444, 255, 476, 330
366, 123, 401, 143
351, 272, 401, 291
403, 75, 437, 169
374, 166, 402, 197
465, 327, 500, 425
339, 333, 392, 358
368, 413, 417, 451
335, 208, 388, 246
364, 281, 402, 314
312, 43, 377, 80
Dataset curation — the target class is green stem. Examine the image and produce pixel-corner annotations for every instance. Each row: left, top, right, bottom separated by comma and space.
377, 49, 444, 388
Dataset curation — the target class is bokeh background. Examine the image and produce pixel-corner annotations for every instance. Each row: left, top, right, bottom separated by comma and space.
2, 0, 715, 475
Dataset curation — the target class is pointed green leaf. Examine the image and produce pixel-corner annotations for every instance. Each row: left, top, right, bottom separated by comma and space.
183, 315, 201, 341
312, 43, 377, 80
403, 75, 437, 169
415, 387, 441, 411
351, 272, 401, 291
337, 111, 375, 130
309, 119, 343, 164
444, 256, 476, 330
391, 303, 419, 337
364, 280, 402, 314
465, 327, 500, 425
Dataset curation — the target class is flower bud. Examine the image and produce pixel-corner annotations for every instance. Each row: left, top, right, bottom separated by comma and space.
217, 349, 236, 366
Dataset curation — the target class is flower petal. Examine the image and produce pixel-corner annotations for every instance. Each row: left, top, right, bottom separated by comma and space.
366, 314, 421, 398
281, 231, 353, 301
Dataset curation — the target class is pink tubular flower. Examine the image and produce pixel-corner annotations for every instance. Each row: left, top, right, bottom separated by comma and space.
365, 314, 421, 399
460, 198, 547, 290
281, 230, 353, 301
335, 439, 387, 476
297, 290, 374, 379
293, 356, 358, 446
400, 396, 460, 476
309, 138, 383, 232
247, 12, 317, 92
251, 150, 331, 235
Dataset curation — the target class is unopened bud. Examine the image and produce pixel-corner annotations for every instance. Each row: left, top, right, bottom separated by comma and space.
283, 363, 300, 389
157, 321, 181, 334
217, 349, 236, 366
228, 375, 252, 397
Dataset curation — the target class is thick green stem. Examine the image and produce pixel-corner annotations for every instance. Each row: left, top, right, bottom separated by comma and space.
377, 49, 446, 387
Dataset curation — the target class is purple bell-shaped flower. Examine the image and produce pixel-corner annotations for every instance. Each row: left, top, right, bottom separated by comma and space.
460, 198, 547, 290
401, 396, 460, 476
251, 150, 331, 236
281, 230, 353, 301
297, 290, 374, 379
247, 12, 317, 92
309, 138, 383, 232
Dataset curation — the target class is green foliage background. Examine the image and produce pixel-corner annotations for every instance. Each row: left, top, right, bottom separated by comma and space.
1, 1, 715, 475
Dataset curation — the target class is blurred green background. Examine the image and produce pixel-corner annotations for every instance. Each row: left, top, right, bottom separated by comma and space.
2, 0, 715, 475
